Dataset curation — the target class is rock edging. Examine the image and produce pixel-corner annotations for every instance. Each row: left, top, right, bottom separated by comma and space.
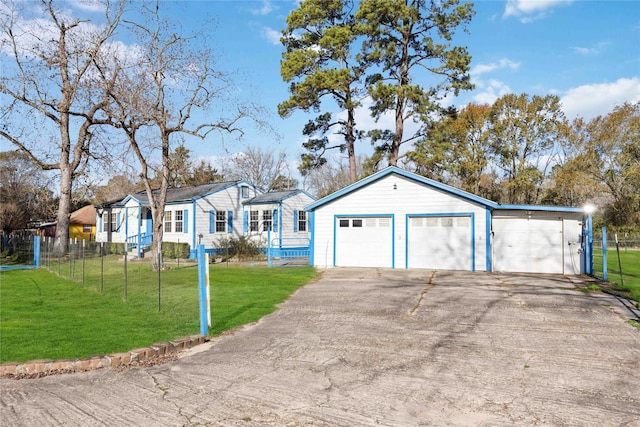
0, 335, 207, 379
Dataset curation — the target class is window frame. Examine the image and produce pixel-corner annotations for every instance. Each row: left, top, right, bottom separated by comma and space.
175, 210, 183, 233
297, 210, 307, 232
164, 210, 172, 233
216, 211, 227, 233
262, 210, 272, 231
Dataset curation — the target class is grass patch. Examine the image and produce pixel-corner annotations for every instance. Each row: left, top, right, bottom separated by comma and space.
627, 320, 640, 329
577, 283, 602, 294
604, 249, 640, 303
0, 263, 316, 363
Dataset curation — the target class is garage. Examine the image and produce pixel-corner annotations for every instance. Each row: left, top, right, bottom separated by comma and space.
305, 167, 589, 275
407, 215, 473, 270
335, 216, 393, 268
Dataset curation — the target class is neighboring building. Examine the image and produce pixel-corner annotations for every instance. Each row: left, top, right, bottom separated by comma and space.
38, 205, 97, 241
95, 182, 316, 258
305, 167, 590, 275
69, 205, 97, 240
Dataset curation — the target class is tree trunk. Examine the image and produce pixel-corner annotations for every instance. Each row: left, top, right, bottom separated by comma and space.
53, 168, 72, 257
151, 205, 164, 271
346, 101, 357, 184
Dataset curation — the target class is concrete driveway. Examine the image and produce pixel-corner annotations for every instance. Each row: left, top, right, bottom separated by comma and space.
1, 268, 639, 426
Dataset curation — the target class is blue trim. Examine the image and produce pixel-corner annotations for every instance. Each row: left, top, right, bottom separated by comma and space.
485, 207, 492, 272
209, 210, 215, 234
293, 209, 299, 232
278, 201, 283, 246
309, 211, 315, 266
137, 203, 142, 259
192, 200, 197, 248
495, 204, 583, 213
184, 209, 189, 234
116, 212, 121, 232
404, 213, 475, 271
333, 214, 395, 268
243, 210, 249, 233
227, 210, 233, 233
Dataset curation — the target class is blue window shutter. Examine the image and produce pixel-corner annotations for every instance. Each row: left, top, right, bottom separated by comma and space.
184, 210, 188, 234
243, 211, 248, 233
209, 210, 215, 233
99, 216, 103, 232
293, 210, 298, 232
227, 210, 233, 233
116, 213, 121, 232
273, 209, 278, 232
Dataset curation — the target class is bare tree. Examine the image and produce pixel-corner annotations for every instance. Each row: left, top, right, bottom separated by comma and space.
0, 0, 124, 255
224, 146, 289, 191
97, 1, 257, 270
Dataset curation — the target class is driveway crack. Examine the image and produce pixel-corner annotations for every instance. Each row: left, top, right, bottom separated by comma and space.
409, 270, 437, 315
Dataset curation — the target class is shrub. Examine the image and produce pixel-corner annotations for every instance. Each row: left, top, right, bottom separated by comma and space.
161, 241, 190, 259
215, 236, 264, 261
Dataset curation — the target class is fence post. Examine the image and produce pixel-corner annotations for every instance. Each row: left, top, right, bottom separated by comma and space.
33, 236, 41, 267
601, 227, 607, 281
100, 242, 104, 293
197, 244, 209, 336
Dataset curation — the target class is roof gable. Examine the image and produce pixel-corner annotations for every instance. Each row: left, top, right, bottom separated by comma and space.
304, 166, 584, 213
243, 189, 315, 205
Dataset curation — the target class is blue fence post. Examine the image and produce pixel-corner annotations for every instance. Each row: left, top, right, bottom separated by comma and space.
602, 227, 607, 281
586, 213, 593, 275
197, 244, 208, 336
267, 227, 272, 267
33, 235, 41, 267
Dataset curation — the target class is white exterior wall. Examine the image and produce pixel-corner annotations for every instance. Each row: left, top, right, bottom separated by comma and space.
243, 193, 314, 248
193, 185, 260, 250
311, 174, 489, 270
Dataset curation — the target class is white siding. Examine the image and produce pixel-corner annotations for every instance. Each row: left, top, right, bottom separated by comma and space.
311, 174, 488, 270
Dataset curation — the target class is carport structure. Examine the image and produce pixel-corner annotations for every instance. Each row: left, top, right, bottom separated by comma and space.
305, 167, 591, 274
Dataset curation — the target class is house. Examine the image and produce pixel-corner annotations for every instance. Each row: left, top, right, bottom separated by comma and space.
304, 167, 591, 275
242, 190, 315, 249
38, 205, 97, 241
95, 182, 315, 258
69, 205, 97, 240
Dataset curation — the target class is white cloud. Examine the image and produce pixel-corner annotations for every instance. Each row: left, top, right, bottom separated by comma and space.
571, 41, 610, 56
472, 79, 513, 104
261, 26, 282, 45
250, 1, 276, 16
504, 0, 573, 22
72, 0, 105, 13
560, 77, 640, 119
470, 58, 521, 77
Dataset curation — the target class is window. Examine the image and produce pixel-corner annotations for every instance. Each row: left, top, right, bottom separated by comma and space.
441, 217, 453, 227
297, 211, 307, 232
339, 219, 349, 227
110, 213, 117, 232
216, 211, 226, 232
83, 224, 92, 233
241, 186, 249, 198
250, 210, 259, 232
262, 210, 272, 231
164, 211, 172, 232
352, 219, 363, 227
175, 210, 183, 232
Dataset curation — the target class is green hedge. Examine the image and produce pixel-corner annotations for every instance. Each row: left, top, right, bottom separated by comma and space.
161, 241, 191, 259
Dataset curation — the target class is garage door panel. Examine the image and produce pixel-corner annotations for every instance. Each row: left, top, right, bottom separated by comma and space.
493, 217, 563, 274
336, 217, 392, 267
408, 216, 472, 270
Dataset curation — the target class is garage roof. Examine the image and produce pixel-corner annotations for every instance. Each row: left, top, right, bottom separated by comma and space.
304, 167, 584, 214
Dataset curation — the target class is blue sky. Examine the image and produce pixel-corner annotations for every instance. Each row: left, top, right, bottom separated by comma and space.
165, 0, 640, 170
3, 0, 640, 180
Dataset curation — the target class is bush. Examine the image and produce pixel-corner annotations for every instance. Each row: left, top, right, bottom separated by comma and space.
215, 236, 264, 261
103, 242, 125, 255
161, 241, 190, 259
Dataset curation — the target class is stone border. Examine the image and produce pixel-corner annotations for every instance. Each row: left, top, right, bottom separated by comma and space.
0, 335, 207, 379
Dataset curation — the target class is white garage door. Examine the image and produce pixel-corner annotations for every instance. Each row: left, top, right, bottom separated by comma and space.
492, 216, 563, 274
335, 217, 393, 267
407, 216, 472, 270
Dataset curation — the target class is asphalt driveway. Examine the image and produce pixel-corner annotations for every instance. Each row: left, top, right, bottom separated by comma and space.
1, 268, 639, 426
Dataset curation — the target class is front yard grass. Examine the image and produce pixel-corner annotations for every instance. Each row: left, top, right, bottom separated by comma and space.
605, 249, 640, 303
0, 263, 317, 364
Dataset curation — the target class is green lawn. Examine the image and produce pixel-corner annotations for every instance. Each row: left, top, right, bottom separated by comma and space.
0, 263, 317, 363
605, 249, 640, 302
